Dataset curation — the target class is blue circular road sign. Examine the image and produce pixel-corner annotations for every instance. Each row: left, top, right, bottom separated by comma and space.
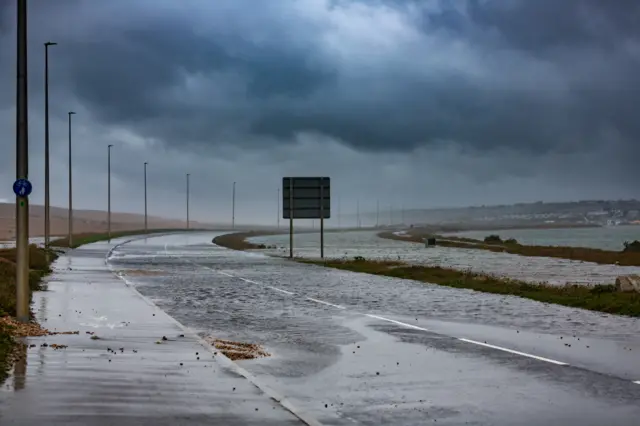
13, 178, 32, 197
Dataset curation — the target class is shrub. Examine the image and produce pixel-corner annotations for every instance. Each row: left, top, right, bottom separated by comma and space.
504, 238, 518, 245
623, 240, 640, 253
484, 235, 503, 244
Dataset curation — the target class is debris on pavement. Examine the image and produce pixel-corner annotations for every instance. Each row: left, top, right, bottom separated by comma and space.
205, 337, 270, 361
1, 316, 49, 337
50, 344, 68, 350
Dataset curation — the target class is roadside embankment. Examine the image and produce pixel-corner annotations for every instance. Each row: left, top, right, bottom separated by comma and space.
212, 231, 285, 251
0, 245, 58, 383
379, 231, 640, 267
50, 228, 195, 249
301, 257, 640, 317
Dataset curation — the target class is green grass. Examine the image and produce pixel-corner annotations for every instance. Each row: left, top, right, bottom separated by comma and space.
301, 258, 640, 317
0, 245, 58, 383
213, 231, 286, 251
0, 321, 13, 383
50, 228, 197, 248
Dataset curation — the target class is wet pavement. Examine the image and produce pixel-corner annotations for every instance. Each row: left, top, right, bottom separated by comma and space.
248, 231, 640, 286
101, 232, 640, 425
0, 237, 308, 426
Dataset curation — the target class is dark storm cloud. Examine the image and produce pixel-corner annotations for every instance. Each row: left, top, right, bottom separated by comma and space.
12, 0, 640, 162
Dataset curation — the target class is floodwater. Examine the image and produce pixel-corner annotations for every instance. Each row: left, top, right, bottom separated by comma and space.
248, 231, 640, 286
446, 225, 640, 251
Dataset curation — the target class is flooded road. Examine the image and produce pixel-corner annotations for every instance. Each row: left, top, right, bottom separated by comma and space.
106, 232, 640, 425
248, 231, 640, 286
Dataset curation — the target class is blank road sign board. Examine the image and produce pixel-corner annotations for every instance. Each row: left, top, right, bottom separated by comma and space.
283, 177, 330, 219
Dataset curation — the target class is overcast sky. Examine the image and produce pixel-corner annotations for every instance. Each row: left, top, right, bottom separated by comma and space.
0, 0, 639, 225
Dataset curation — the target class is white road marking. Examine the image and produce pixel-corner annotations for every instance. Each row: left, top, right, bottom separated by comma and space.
268, 286, 295, 295
365, 314, 430, 331
459, 338, 568, 366
306, 297, 346, 309
238, 276, 295, 295
633, 381, 640, 385
181, 253, 576, 370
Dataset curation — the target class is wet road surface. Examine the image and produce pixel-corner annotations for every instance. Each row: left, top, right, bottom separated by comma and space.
0, 238, 308, 426
107, 232, 640, 425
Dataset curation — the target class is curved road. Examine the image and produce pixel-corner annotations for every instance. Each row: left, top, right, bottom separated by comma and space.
108, 232, 640, 426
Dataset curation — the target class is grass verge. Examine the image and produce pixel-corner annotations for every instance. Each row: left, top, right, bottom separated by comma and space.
379, 231, 640, 267
0, 245, 58, 383
300, 258, 640, 317
50, 228, 196, 248
213, 231, 284, 251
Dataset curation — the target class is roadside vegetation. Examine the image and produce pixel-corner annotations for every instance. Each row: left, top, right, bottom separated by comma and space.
301, 257, 640, 317
212, 231, 283, 251
379, 231, 640, 267
0, 245, 57, 382
50, 228, 197, 248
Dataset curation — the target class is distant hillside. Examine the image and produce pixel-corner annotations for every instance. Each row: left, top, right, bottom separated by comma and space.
0, 203, 213, 239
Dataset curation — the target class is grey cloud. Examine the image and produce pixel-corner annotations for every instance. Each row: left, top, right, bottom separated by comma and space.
1, 0, 639, 218
42, 0, 637, 160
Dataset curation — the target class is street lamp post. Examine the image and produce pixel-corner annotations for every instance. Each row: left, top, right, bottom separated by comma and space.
107, 144, 113, 240
15, 0, 29, 322
67, 111, 76, 247
186, 173, 190, 230
44, 41, 57, 256
144, 162, 148, 233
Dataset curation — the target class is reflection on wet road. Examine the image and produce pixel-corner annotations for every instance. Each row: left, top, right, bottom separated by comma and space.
109, 232, 640, 425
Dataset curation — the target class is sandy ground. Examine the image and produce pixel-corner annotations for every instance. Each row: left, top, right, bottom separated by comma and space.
0, 202, 207, 240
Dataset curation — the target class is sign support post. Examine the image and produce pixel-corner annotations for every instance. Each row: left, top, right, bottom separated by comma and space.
320, 182, 324, 259
289, 179, 294, 259
283, 177, 330, 260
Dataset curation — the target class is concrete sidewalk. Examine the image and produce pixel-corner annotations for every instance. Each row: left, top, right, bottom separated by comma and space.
0, 238, 307, 425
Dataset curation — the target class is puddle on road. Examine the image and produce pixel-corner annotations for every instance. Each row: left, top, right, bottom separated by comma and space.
205, 337, 270, 361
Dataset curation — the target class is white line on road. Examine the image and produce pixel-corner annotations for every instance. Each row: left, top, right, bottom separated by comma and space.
365, 314, 430, 331
634, 381, 640, 385
458, 338, 568, 366
306, 297, 345, 309
188, 258, 574, 370
269, 286, 295, 295
238, 276, 295, 295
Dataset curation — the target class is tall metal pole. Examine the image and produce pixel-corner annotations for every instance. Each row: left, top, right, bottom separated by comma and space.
232, 181, 236, 230
320, 181, 324, 258
277, 188, 280, 229
144, 162, 148, 233
289, 179, 293, 258
107, 144, 113, 240
67, 111, 75, 247
376, 199, 380, 228
44, 41, 56, 256
15, 0, 30, 322
186, 173, 190, 230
